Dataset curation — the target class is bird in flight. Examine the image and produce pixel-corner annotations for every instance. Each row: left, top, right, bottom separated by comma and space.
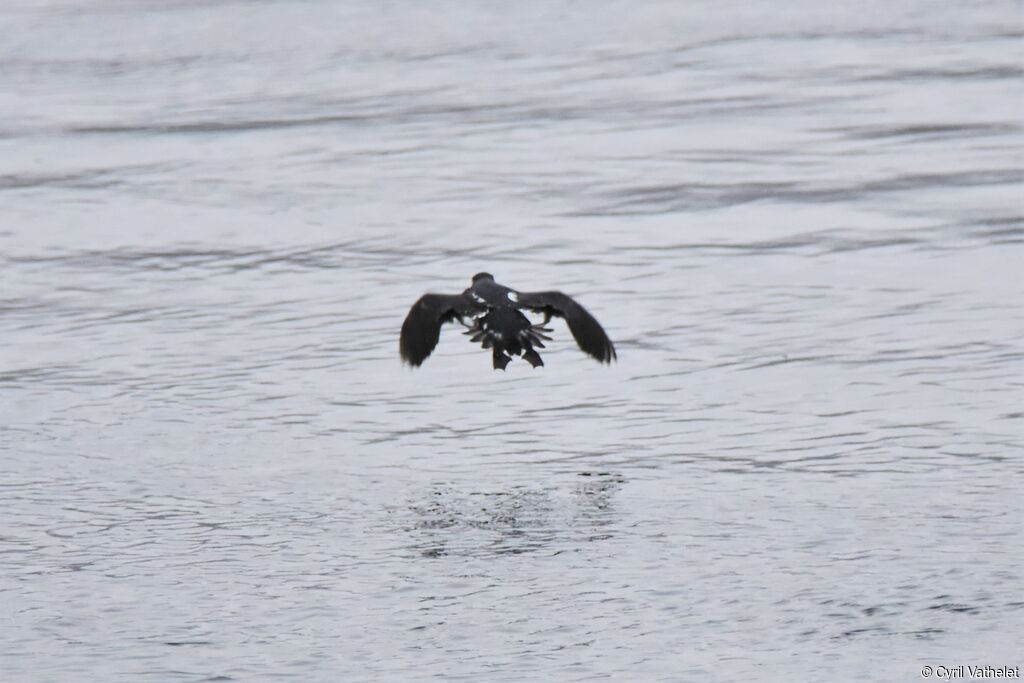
400, 273, 616, 370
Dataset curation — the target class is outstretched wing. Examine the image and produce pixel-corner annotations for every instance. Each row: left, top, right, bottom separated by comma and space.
515, 291, 616, 363
400, 293, 478, 366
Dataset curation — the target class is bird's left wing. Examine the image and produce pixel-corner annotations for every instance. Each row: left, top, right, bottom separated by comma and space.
400, 293, 478, 366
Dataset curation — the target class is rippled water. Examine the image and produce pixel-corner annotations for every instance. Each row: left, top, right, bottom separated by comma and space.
2, 1, 1023, 680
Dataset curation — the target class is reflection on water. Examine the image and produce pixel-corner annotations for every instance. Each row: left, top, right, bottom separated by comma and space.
1, 0, 1022, 680
404, 473, 623, 558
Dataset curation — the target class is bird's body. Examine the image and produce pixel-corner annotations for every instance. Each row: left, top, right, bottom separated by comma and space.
400, 273, 616, 370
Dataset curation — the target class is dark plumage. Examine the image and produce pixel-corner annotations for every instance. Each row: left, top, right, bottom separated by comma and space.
400, 273, 616, 370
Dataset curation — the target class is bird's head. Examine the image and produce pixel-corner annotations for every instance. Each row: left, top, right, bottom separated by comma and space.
471, 272, 494, 283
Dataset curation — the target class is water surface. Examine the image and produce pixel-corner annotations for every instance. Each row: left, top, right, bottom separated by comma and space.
1, 1, 1022, 680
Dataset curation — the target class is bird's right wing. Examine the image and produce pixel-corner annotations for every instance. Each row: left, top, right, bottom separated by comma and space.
399, 294, 478, 366
515, 290, 617, 363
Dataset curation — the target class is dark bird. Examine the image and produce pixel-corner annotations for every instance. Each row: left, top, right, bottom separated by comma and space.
400, 273, 616, 370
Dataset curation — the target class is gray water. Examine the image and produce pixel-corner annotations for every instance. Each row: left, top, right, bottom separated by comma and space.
2, 1, 1023, 680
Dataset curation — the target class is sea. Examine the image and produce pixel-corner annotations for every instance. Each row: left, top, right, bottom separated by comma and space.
1, 1, 1022, 680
